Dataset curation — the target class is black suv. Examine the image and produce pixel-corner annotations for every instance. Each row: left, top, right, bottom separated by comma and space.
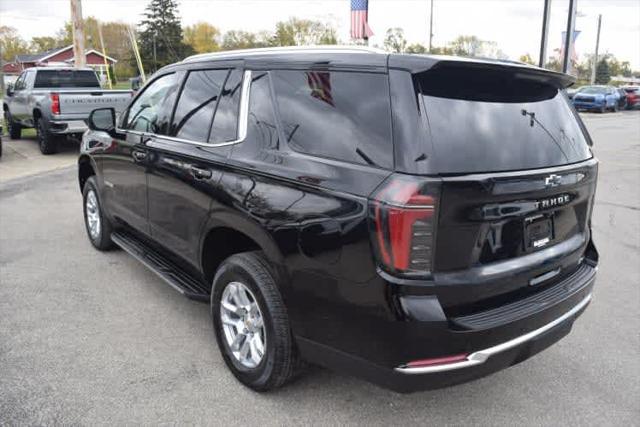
79, 47, 598, 393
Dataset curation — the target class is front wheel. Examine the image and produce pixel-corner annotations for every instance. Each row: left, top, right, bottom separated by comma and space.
4, 110, 21, 139
82, 176, 114, 250
211, 252, 301, 391
36, 118, 58, 155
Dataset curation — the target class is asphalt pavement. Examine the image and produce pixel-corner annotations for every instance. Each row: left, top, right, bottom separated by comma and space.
0, 112, 639, 425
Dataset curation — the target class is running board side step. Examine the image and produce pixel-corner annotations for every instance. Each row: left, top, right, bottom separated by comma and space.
111, 231, 210, 302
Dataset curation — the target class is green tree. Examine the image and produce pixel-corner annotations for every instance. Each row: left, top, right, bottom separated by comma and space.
384, 28, 407, 53
519, 53, 535, 65
449, 35, 484, 57
0, 26, 30, 62
595, 59, 611, 84
272, 18, 337, 46
137, 0, 193, 73
184, 22, 221, 54
221, 30, 272, 50
405, 43, 427, 54
30, 36, 59, 52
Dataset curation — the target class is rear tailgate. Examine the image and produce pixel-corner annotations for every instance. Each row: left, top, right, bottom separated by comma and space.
58, 90, 132, 119
391, 59, 597, 314
434, 160, 597, 310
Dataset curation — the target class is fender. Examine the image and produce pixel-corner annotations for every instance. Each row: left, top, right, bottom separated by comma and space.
199, 208, 287, 272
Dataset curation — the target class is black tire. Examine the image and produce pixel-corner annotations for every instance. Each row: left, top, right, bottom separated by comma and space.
82, 176, 114, 251
36, 118, 58, 155
211, 252, 301, 391
4, 110, 21, 140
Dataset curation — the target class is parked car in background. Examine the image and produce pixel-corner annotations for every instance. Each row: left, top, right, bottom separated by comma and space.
572, 85, 620, 112
3, 66, 132, 154
622, 86, 640, 109
78, 47, 598, 393
0, 123, 3, 158
566, 87, 581, 99
615, 88, 628, 110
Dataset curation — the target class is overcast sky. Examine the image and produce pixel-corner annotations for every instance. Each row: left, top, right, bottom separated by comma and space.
1, 0, 639, 68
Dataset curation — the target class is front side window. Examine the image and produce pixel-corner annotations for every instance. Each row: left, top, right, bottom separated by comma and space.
13, 73, 26, 90
124, 73, 178, 134
271, 70, 393, 168
171, 69, 229, 142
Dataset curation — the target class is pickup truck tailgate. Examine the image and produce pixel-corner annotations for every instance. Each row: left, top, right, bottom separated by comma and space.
58, 90, 132, 117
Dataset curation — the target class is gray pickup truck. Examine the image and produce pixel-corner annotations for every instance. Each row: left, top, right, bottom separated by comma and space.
3, 67, 132, 154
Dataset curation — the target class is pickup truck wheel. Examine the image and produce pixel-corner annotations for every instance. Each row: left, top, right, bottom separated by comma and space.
211, 252, 301, 391
82, 176, 114, 251
4, 110, 21, 139
36, 118, 58, 155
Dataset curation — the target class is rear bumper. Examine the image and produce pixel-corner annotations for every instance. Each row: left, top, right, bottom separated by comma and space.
295, 260, 596, 393
49, 120, 88, 134
395, 293, 590, 375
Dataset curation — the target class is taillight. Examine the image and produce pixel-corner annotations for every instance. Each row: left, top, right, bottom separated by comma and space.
370, 175, 440, 276
50, 93, 60, 115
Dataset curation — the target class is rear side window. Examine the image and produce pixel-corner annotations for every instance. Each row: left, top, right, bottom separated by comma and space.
271, 70, 393, 168
209, 69, 243, 143
417, 66, 592, 173
34, 70, 100, 88
171, 69, 228, 142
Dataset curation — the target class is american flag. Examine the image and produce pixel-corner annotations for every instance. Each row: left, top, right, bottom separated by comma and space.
351, 0, 374, 40
306, 71, 334, 106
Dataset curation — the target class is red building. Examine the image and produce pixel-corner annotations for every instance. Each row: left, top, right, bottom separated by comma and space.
3, 45, 117, 80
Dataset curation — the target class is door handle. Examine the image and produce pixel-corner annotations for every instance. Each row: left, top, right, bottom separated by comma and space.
132, 150, 147, 162
190, 166, 212, 180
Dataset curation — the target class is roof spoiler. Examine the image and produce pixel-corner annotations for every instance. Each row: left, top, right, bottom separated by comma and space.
389, 54, 575, 89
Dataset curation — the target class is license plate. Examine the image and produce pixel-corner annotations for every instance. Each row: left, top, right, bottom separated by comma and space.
524, 215, 554, 250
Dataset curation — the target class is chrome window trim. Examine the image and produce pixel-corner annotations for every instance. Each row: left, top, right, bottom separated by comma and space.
395, 293, 592, 375
117, 70, 252, 148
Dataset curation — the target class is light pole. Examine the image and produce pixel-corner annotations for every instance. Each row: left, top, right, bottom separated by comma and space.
539, 0, 552, 67
428, 0, 434, 52
562, 0, 577, 74
591, 14, 602, 84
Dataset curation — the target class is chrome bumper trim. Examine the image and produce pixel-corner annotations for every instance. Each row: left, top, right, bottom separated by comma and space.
395, 293, 592, 375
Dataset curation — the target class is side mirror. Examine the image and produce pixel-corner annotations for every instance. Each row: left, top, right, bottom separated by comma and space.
6, 85, 14, 97
88, 107, 116, 133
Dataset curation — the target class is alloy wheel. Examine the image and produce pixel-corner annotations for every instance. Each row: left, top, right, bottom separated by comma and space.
85, 190, 101, 240
220, 281, 266, 369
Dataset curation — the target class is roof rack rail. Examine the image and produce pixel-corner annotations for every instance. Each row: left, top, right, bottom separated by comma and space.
182, 45, 387, 63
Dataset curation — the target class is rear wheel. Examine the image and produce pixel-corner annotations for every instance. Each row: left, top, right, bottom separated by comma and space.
82, 176, 114, 251
211, 252, 301, 391
4, 110, 21, 139
36, 118, 58, 155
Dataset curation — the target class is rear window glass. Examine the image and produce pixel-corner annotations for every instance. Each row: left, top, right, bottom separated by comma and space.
171, 69, 228, 142
34, 70, 100, 88
417, 67, 592, 173
271, 70, 393, 169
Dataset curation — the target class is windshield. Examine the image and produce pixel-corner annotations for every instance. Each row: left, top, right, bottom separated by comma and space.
34, 70, 100, 88
417, 67, 592, 173
578, 86, 607, 94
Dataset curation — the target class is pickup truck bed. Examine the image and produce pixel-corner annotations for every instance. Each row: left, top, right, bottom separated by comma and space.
3, 67, 132, 155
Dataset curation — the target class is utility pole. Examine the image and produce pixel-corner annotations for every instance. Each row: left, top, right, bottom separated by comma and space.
539, 0, 552, 67
152, 33, 157, 73
70, 0, 86, 68
428, 0, 434, 52
591, 14, 602, 84
562, 0, 577, 74
0, 41, 5, 98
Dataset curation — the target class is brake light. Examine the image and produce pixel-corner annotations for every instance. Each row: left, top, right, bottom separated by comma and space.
50, 93, 60, 115
370, 175, 440, 276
